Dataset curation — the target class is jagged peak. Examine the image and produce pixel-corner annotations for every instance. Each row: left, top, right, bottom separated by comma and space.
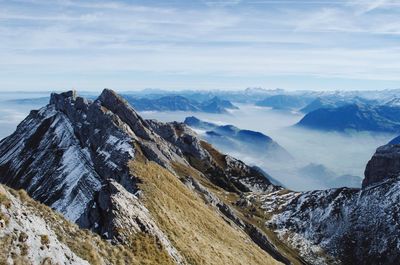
97, 88, 153, 140
98, 88, 126, 106
50, 90, 77, 105
49, 90, 92, 116
97, 88, 139, 118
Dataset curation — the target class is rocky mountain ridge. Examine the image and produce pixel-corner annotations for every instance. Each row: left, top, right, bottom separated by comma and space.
0, 89, 287, 265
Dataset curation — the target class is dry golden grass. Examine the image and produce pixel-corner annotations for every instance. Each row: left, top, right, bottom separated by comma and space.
129, 156, 282, 265
0, 235, 12, 265
0, 192, 11, 209
173, 150, 307, 265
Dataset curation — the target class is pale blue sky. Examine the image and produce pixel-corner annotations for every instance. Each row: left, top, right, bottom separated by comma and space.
1, 0, 400, 91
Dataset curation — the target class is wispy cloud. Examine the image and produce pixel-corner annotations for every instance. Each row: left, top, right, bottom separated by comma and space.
203, 0, 242, 7
0, 0, 399, 91
346, 0, 399, 14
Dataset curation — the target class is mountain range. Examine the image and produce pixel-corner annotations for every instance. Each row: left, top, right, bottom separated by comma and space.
0, 89, 400, 264
256, 95, 314, 110
297, 103, 400, 133
123, 95, 238, 114
299, 96, 377, 114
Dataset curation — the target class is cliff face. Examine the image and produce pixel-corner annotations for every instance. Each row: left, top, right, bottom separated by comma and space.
0, 89, 286, 265
254, 141, 400, 265
363, 144, 400, 187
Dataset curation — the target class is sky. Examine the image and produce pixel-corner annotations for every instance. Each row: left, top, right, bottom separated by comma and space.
0, 0, 400, 91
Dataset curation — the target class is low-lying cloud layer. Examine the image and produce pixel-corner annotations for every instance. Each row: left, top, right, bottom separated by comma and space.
142, 104, 394, 190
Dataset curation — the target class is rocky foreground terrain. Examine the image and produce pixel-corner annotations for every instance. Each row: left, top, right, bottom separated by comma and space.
0, 89, 399, 265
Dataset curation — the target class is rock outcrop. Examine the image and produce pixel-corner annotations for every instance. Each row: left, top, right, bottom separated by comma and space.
363, 144, 400, 187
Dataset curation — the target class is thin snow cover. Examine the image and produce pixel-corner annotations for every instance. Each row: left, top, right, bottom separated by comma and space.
260, 176, 400, 264
0, 106, 56, 165
97, 150, 111, 160
52, 146, 102, 222
106, 135, 135, 157
48, 113, 102, 221
38, 105, 58, 119
0, 187, 89, 264
259, 190, 300, 213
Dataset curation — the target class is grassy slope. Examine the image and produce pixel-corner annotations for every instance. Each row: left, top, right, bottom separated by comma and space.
130, 148, 282, 265
173, 142, 308, 265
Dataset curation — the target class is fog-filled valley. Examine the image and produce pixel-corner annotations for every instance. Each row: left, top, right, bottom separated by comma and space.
141, 104, 394, 190
1, 91, 395, 191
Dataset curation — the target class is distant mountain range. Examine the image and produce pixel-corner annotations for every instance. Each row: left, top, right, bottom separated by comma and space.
298, 163, 362, 189
124, 95, 238, 113
184, 116, 292, 161
255, 95, 314, 110
297, 103, 400, 133
300, 96, 378, 114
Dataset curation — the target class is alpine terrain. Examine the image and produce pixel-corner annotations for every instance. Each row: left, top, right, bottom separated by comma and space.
0, 89, 399, 265
0, 90, 289, 265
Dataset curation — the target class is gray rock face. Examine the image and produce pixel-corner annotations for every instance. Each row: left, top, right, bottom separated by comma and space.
363, 144, 400, 187
0, 90, 136, 224
147, 120, 209, 161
